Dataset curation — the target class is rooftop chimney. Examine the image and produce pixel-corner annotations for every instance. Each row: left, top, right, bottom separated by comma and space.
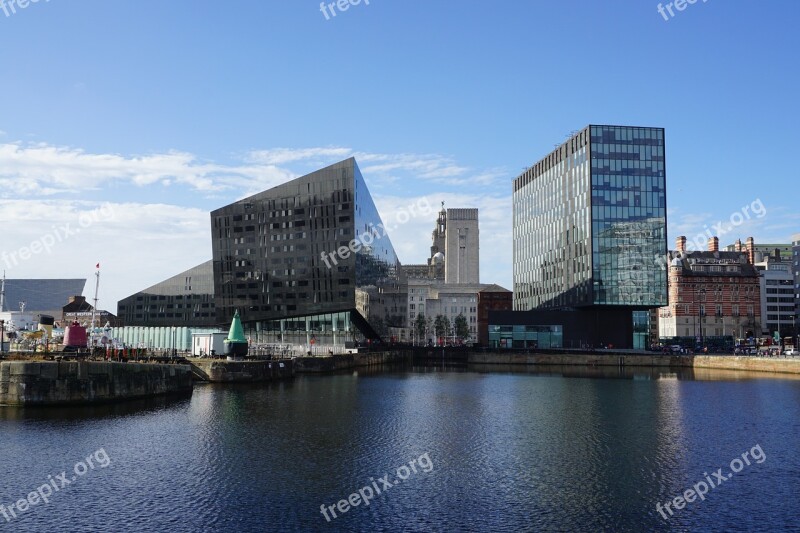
746, 237, 755, 264
676, 236, 687, 253
708, 237, 719, 252
734, 239, 742, 252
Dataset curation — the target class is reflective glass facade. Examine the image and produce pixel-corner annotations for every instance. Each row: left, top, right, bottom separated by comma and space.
513, 125, 667, 312
488, 324, 563, 349
590, 126, 667, 306
211, 158, 406, 342
248, 311, 354, 348
513, 129, 592, 309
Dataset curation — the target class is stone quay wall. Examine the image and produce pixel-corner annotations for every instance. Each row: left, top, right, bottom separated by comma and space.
0, 361, 194, 406
294, 350, 410, 373
467, 352, 800, 375
189, 359, 294, 383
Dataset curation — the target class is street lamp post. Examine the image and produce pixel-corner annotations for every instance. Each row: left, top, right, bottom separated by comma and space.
690, 286, 696, 343
744, 294, 757, 351
699, 288, 706, 350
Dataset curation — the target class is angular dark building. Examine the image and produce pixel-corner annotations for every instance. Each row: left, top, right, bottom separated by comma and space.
211, 158, 406, 346
511, 125, 668, 349
117, 261, 216, 327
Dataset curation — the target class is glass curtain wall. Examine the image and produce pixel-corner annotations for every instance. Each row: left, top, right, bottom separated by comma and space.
590, 126, 668, 307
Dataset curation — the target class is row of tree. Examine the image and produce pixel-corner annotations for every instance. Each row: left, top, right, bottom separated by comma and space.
414, 313, 470, 344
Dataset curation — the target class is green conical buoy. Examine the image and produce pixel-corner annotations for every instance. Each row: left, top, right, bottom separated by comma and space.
227, 310, 247, 343
224, 310, 248, 357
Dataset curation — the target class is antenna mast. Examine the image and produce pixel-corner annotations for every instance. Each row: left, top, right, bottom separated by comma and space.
91, 265, 100, 331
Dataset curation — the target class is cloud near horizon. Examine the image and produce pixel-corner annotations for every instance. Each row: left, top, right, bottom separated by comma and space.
0, 139, 514, 306
0, 142, 510, 198
5, 141, 788, 309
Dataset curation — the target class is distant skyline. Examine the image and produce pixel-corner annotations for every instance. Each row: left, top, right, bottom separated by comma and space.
1, 0, 797, 309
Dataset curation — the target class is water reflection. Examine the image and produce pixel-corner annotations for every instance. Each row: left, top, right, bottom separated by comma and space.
0, 393, 192, 422
1, 367, 798, 532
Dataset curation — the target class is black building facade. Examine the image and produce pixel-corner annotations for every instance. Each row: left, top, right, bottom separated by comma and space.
117, 261, 216, 327
511, 125, 668, 349
211, 158, 406, 346
488, 309, 639, 350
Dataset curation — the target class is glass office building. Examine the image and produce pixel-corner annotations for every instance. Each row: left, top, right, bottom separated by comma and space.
512, 125, 668, 348
211, 158, 406, 347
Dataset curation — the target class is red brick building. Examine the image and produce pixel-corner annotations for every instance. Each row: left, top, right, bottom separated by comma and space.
477, 285, 512, 346
658, 236, 762, 343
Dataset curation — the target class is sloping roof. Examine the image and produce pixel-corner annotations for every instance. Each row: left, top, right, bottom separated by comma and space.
131, 260, 213, 296
1, 279, 87, 312
62, 299, 93, 313
478, 284, 512, 293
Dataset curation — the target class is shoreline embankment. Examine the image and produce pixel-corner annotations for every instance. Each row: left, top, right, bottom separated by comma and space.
0, 361, 193, 406
466, 352, 800, 375
4, 349, 798, 407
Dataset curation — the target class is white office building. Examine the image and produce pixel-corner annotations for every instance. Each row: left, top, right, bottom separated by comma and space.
754, 251, 795, 339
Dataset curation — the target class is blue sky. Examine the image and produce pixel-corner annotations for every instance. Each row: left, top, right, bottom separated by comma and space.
0, 0, 797, 309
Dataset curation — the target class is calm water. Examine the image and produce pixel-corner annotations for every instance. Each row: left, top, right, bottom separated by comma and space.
1, 365, 799, 532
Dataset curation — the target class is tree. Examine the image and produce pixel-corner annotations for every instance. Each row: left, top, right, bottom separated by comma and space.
454, 313, 469, 341
425, 316, 433, 342
414, 314, 427, 345
434, 315, 451, 343
434, 315, 446, 339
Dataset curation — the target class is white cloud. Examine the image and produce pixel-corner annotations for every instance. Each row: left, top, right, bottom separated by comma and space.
0, 138, 518, 307
357, 152, 468, 180
667, 198, 797, 251
0, 200, 210, 310
0, 141, 511, 204
246, 147, 503, 186
247, 147, 352, 165
0, 142, 295, 196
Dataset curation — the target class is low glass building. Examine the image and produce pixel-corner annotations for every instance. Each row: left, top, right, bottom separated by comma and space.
211, 158, 407, 348
488, 324, 563, 349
